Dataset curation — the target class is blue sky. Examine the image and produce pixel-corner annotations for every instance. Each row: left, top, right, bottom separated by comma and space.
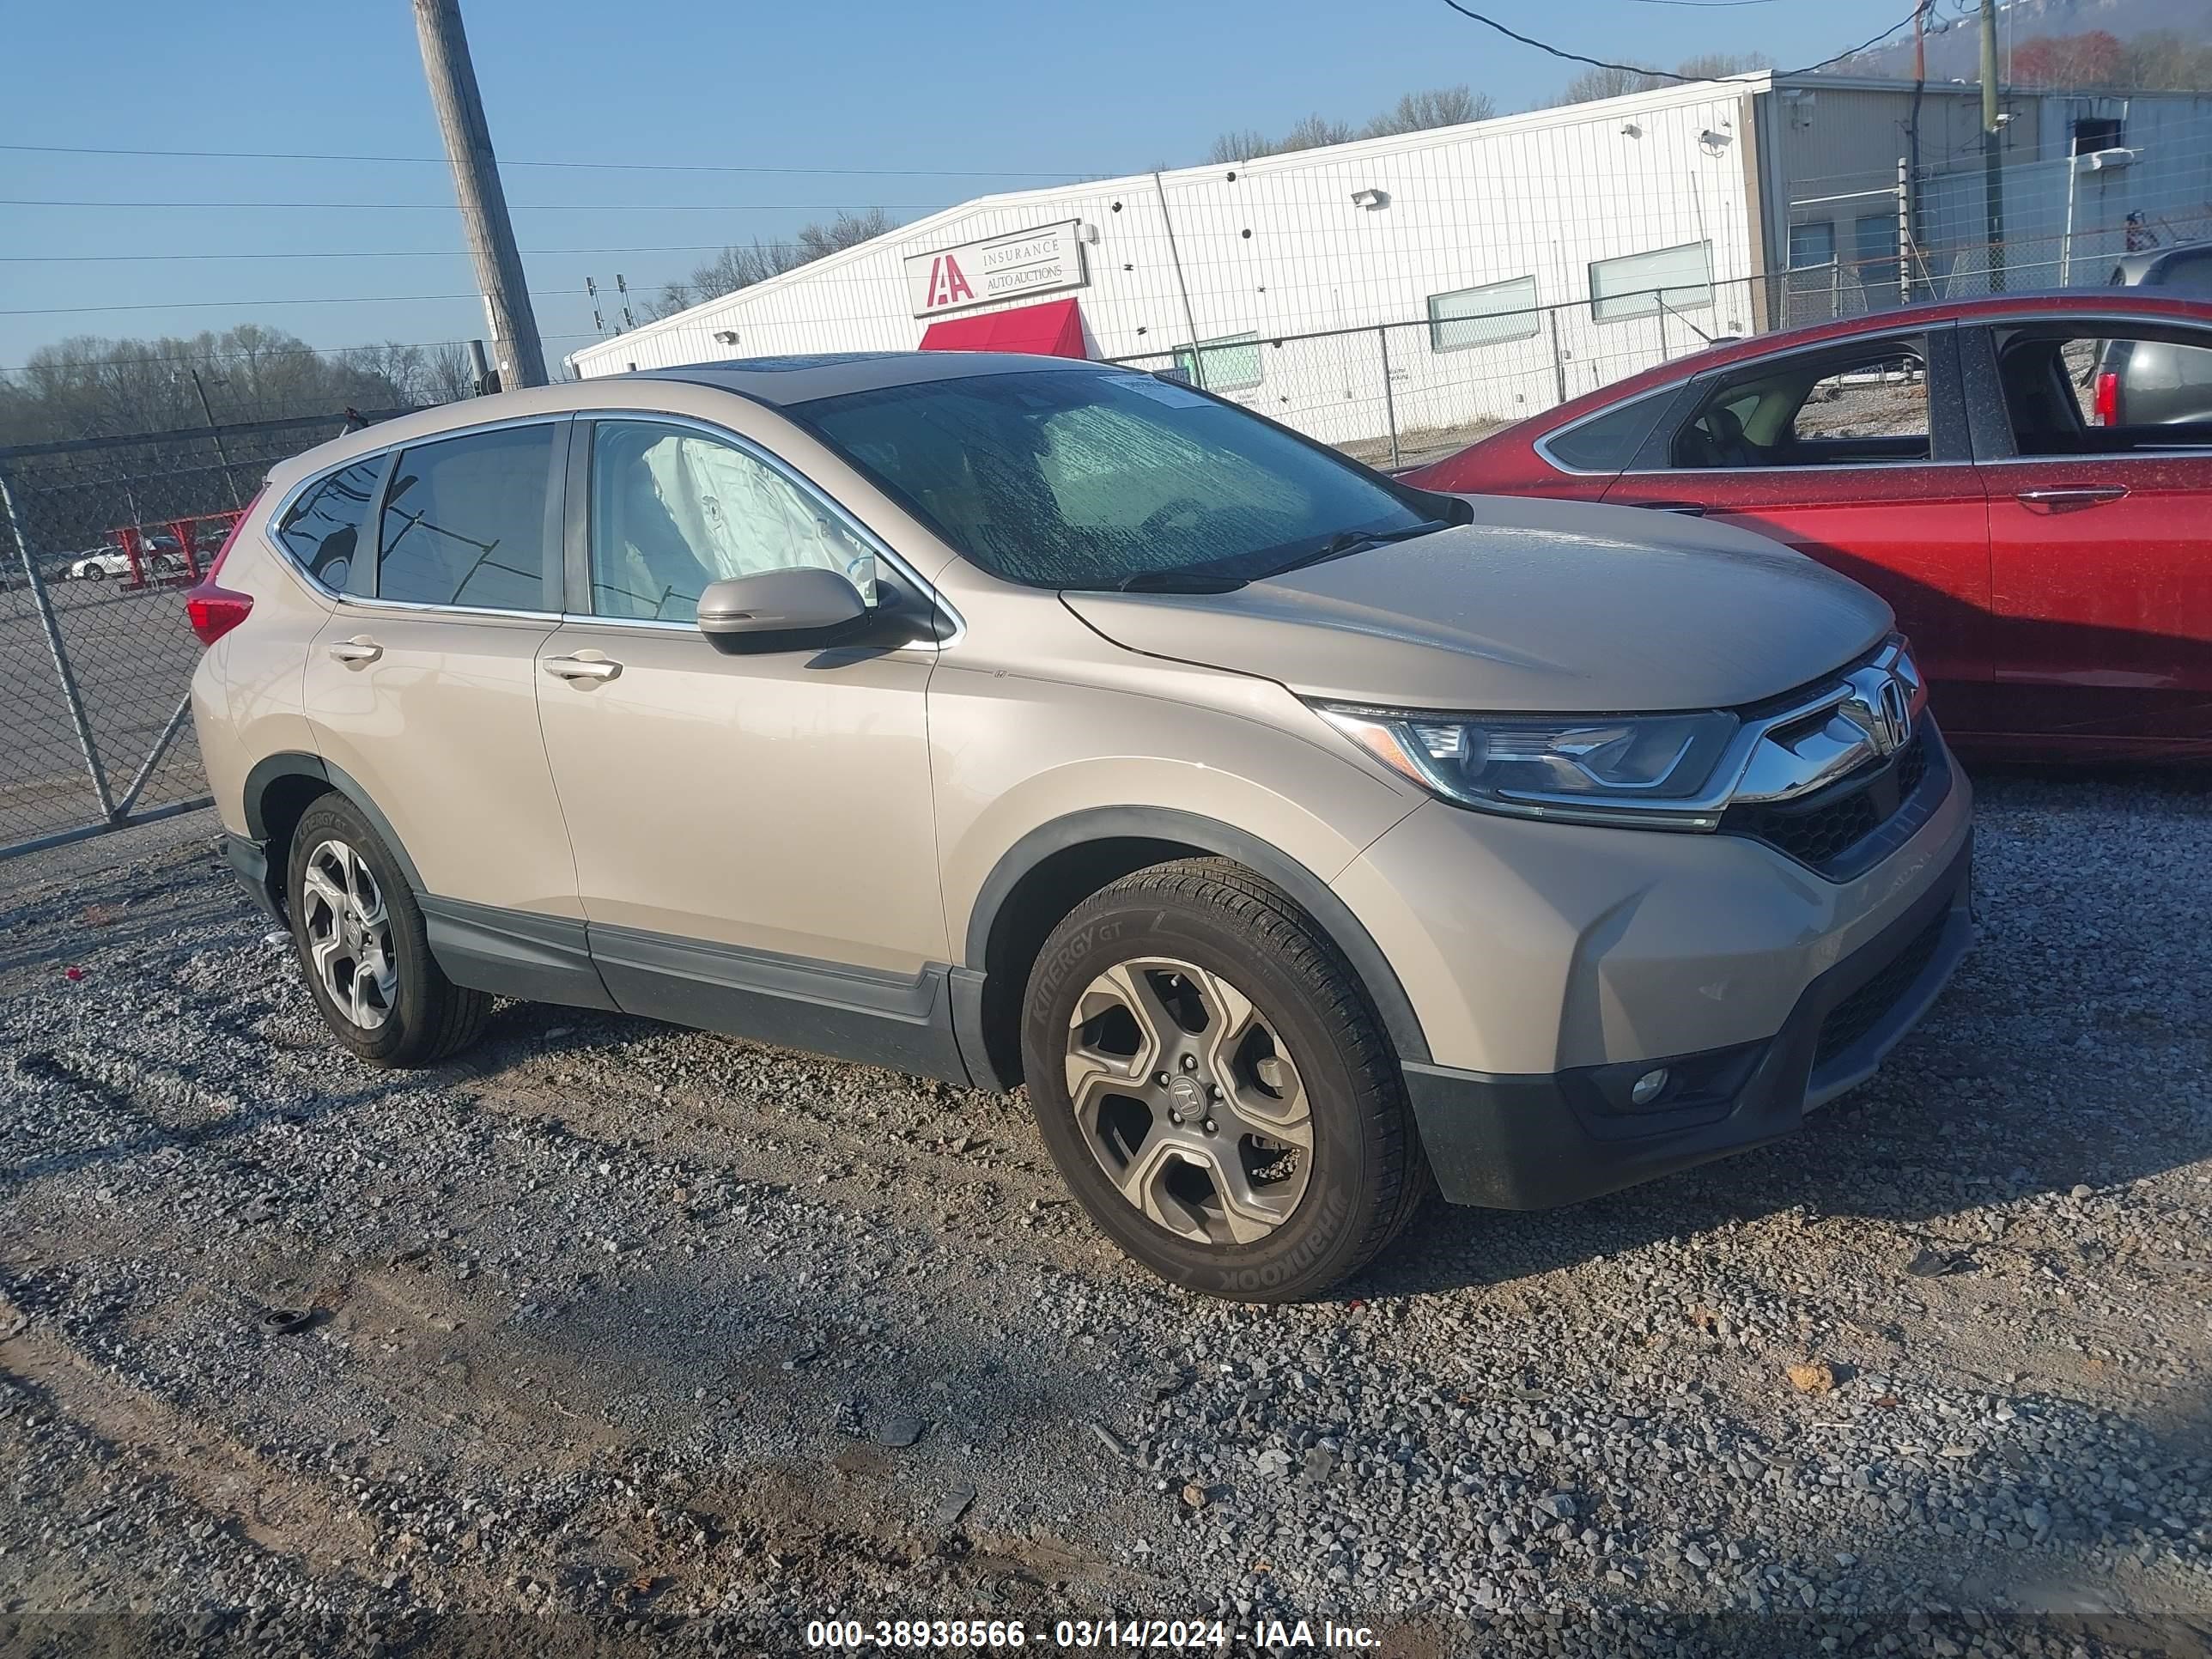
1, 0, 1916, 375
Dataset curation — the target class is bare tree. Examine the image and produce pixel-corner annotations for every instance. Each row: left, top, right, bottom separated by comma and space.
1205, 85, 1494, 163
643, 207, 902, 321
1206, 129, 1273, 164
1276, 114, 1358, 152
2119, 29, 2212, 89
1558, 52, 1770, 107
357, 341, 480, 407
1672, 51, 1773, 82
0, 325, 411, 443
791, 207, 900, 263
1364, 85, 1498, 137
1559, 64, 1656, 104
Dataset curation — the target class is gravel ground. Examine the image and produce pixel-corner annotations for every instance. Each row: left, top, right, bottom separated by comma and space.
2, 775, 2209, 1659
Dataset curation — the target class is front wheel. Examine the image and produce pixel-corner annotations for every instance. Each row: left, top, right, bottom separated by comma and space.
285, 794, 490, 1066
1021, 859, 1429, 1302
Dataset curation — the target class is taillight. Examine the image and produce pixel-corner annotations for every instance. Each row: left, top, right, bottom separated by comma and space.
2094, 370, 2120, 427
185, 494, 260, 647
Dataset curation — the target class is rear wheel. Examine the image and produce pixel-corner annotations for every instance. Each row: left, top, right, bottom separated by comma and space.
1021, 859, 1428, 1301
286, 794, 490, 1066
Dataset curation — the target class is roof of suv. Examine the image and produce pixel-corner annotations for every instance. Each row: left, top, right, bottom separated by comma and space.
2106, 241, 2212, 285
630, 350, 1109, 406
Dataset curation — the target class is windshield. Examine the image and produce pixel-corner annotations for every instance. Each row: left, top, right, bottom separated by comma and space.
788, 368, 1450, 589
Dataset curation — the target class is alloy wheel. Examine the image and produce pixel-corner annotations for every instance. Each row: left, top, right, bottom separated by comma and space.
301, 838, 398, 1030
1063, 957, 1313, 1246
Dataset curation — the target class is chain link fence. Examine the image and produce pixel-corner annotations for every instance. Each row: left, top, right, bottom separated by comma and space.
0, 411, 398, 860
1108, 270, 1792, 469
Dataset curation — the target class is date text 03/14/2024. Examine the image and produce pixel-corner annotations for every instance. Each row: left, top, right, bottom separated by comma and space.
802, 1618, 1382, 1650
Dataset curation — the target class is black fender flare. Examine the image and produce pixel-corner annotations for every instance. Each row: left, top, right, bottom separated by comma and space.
240, 753, 427, 895
960, 805, 1431, 1071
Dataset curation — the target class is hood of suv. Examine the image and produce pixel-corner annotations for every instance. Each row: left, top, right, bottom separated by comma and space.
1060, 495, 1893, 713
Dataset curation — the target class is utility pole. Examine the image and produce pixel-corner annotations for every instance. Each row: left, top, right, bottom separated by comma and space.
413, 0, 547, 388
186, 369, 243, 508
1979, 0, 2007, 291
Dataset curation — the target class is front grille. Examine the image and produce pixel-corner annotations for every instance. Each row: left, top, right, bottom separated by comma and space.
1814, 909, 1947, 1069
1724, 733, 1935, 879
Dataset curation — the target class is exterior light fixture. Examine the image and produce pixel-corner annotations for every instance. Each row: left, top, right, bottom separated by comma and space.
713, 330, 739, 345
1350, 187, 1389, 210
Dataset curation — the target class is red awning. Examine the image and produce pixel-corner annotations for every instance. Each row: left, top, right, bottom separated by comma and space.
918, 296, 1087, 358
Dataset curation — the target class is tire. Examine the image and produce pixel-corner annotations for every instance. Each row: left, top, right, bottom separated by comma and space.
1021, 858, 1430, 1302
83, 566, 106, 581
285, 794, 491, 1067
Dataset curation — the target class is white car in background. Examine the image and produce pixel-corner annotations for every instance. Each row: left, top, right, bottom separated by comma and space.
66, 546, 185, 581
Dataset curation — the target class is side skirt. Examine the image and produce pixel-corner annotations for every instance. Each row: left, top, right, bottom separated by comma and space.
421, 896, 618, 1011
419, 897, 976, 1089
586, 923, 974, 1090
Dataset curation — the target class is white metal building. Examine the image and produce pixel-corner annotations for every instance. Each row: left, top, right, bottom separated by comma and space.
569, 73, 2212, 449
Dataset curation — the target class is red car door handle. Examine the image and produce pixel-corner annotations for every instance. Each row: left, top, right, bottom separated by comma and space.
1627, 500, 1708, 516
2014, 485, 2130, 507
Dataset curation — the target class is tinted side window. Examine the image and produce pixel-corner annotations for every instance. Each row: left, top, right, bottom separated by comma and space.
1546, 392, 1674, 473
274, 457, 382, 592
377, 425, 556, 609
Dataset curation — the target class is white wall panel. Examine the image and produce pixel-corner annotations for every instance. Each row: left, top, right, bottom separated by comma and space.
568, 82, 1769, 445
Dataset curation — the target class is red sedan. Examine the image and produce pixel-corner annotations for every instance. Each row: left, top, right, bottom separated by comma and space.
1402, 292, 2212, 763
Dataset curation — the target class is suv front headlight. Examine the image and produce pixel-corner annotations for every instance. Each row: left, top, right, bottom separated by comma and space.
1315, 705, 1741, 830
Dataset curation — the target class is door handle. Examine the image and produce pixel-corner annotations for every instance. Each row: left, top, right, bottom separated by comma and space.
542, 654, 622, 683
1626, 500, 1709, 516
2014, 485, 2130, 507
326, 637, 382, 665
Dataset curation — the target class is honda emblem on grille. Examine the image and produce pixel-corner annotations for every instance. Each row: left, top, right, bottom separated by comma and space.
1841, 668, 1914, 758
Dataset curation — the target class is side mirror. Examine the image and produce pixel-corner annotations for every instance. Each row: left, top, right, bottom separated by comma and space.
696, 566, 871, 653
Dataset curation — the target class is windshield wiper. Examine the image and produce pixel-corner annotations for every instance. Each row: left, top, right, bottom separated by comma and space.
1264, 519, 1450, 578
1114, 568, 1249, 593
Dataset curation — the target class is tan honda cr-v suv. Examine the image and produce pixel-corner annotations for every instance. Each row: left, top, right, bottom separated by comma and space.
187, 352, 1972, 1300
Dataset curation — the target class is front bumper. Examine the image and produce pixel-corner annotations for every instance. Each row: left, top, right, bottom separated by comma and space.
1400, 820, 1973, 1211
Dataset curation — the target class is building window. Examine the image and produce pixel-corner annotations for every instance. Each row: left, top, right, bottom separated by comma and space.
1589, 241, 1714, 322
1427, 276, 1540, 353
1855, 213, 1901, 306
1789, 222, 1837, 270
1174, 333, 1262, 392
2072, 113, 2124, 154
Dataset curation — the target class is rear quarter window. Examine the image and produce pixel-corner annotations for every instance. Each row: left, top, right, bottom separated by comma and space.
274, 457, 383, 592
1542, 392, 1676, 472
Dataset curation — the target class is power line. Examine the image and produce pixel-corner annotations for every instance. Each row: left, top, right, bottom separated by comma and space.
2, 198, 951, 213
1436, 0, 1931, 81
0, 244, 821, 264
0, 141, 1100, 179
2, 290, 588, 318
